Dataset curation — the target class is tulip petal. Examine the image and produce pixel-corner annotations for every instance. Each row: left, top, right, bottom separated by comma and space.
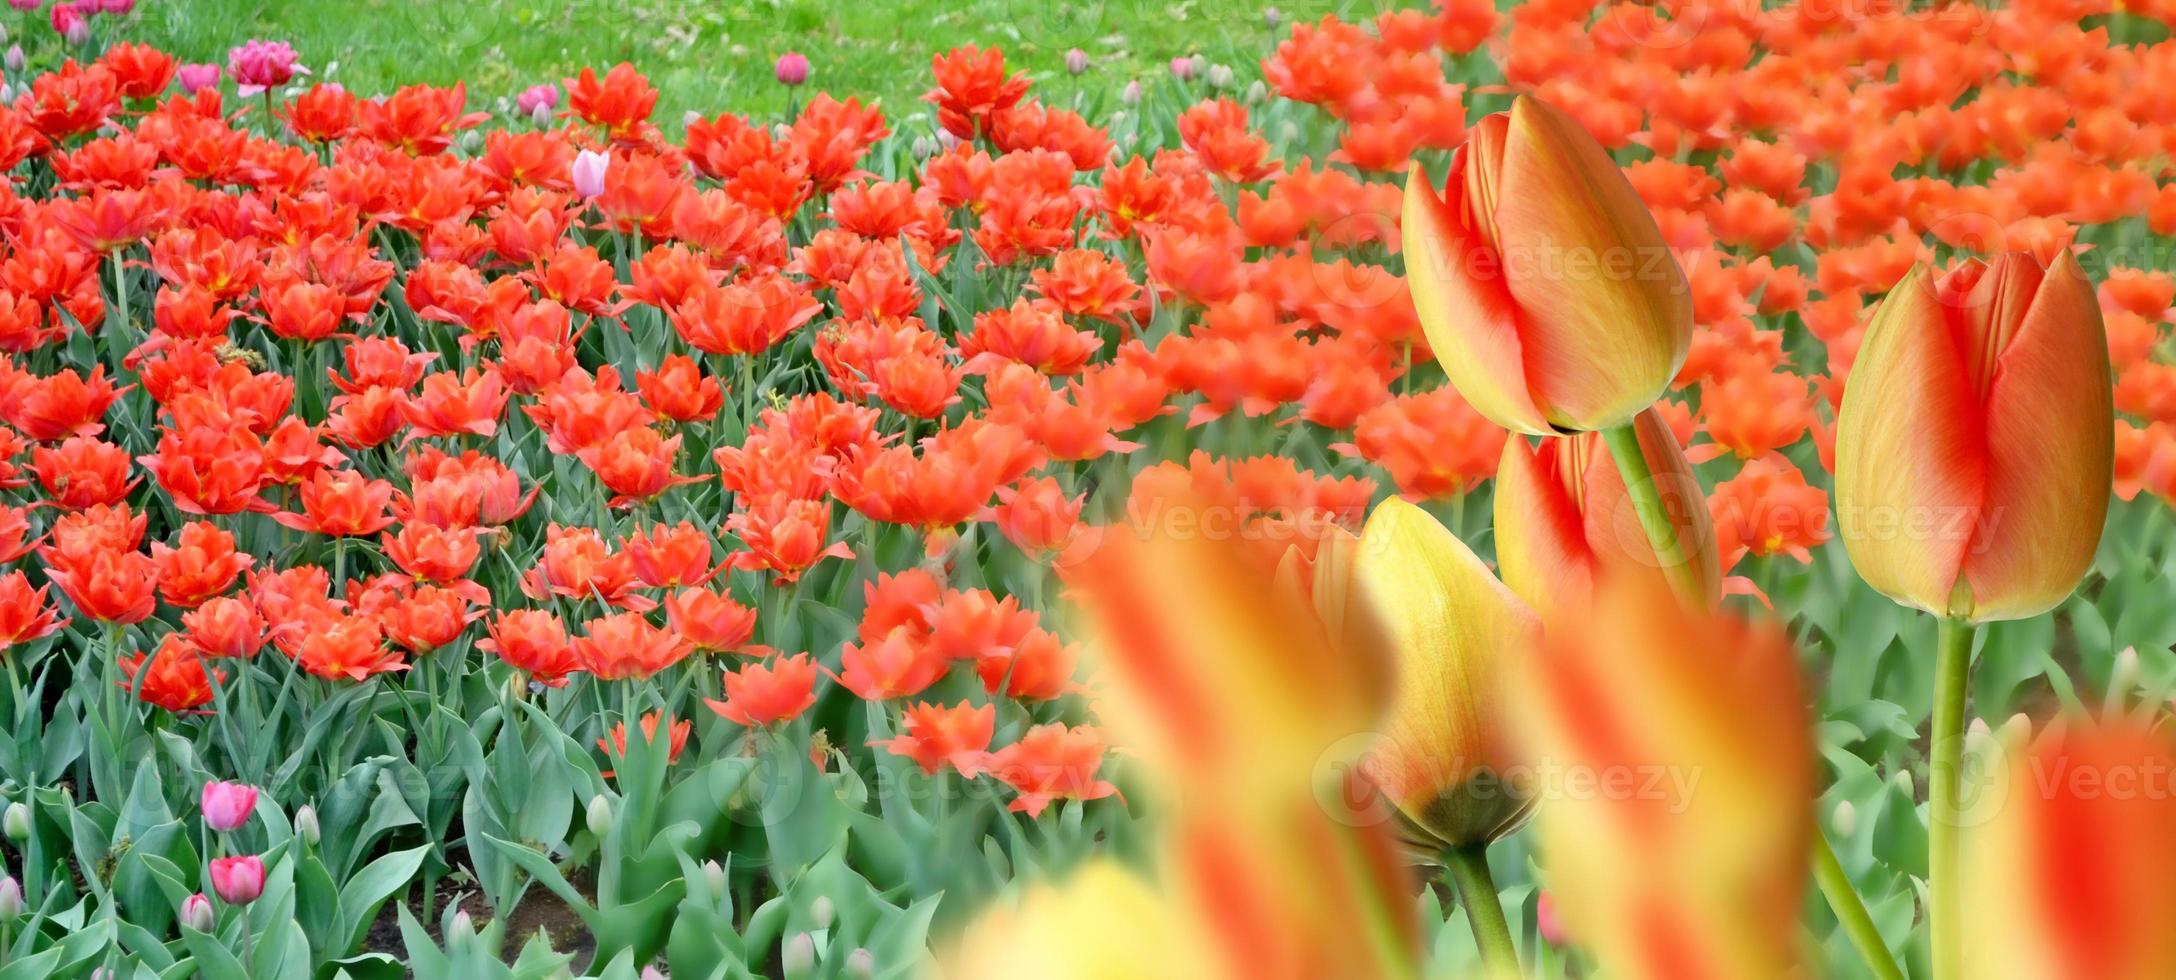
1493, 97, 1691, 430
1834, 265, 1984, 617
1401, 163, 1552, 435
1493, 434, 1596, 621
1580, 408, 1721, 608
1963, 252, 2112, 621
1350, 497, 1539, 844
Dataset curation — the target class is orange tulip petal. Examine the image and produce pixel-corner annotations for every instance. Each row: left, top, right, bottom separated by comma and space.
1493, 97, 1690, 430
1963, 252, 2112, 621
1401, 163, 1551, 435
1834, 265, 1983, 617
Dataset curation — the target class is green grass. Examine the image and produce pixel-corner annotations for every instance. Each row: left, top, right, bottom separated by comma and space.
125, 0, 1406, 126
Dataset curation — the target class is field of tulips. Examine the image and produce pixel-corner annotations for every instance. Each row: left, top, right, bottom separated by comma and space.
0, 0, 2166, 977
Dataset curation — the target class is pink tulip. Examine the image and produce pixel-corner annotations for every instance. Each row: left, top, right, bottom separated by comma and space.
180, 892, 214, 931
208, 855, 263, 905
515, 83, 559, 117
571, 149, 610, 199
200, 780, 258, 832
774, 52, 809, 87
176, 64, 221, 95
227, 39, 308, 96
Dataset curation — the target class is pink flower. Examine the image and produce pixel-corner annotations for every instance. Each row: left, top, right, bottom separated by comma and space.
515, 83, 559, 116
180, 892, 214, 932
49, 2, 83, 38
208, 855, 264, 905
571, 149, 609, 199
176, 63, 221, 95
774, 52, 809, 87
200, 780, 259, 832
227, 39, 308, 96
1537, 891, 1568, 945
5, 1, 41, 13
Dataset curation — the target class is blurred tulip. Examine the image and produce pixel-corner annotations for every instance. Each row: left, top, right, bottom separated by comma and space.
1506, 576, 1814, 980
1403, 95, 1690, 435
1835, 252, 2112, 624
1964, 721, 2176, 980
1494, 405, 1718, 620
1019, 499, 1418, 979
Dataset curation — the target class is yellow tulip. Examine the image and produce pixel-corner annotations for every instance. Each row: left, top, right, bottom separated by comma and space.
1329, 497, 1540, 847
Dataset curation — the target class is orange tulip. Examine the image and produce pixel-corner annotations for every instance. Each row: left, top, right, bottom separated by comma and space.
1506, 576, 1814, 980
1834, 252, 2112, 623
1494, 405, 1719, 621
1402, 94, 1691, 435
1964, 721, 2176, 980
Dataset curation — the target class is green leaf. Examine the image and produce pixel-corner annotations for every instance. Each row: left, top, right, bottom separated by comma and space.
337, 844, 431, 956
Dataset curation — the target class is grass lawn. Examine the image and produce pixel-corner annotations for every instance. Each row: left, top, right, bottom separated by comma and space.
125, 0, 1406, 125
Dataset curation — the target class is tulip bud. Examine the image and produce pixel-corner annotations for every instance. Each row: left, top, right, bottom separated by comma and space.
294, 804, 319, 846
1836, 252, 2110, 623
1065, 48, 1088, 75
809, 895, 835, 930
845, 948, 875, 979
1265, 6, 1282, 25
1168, 56, 1193, 80
782, 932, 817, 977
180, 892, 214, 931
702, 859, 726, 896
3, 48, 21, 74
200, 780, 260, 833
774, 51, 810, 87
63, 18, 89, 47
1494, 405, 1718, 621
1832, 799, 1858, 838
571, 149, 610, 200
1326, 498, 1539, 846
1403, 95, 1692, 435
1536, 891, 1567, 945
585, 794, 614, 836
1207, 64, 1233, 88
208, 855, 265, 905
3, 802, 27, 841
1188, 53, 1208, 77
1121, 80, 1141, 105
447, 909, 476, 953
0, 876, 20, 919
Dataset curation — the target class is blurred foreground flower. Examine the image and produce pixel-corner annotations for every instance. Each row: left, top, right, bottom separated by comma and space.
1965, 721, 2176, 980
1507, 575, 1814, 980
948, 496, 1417, 978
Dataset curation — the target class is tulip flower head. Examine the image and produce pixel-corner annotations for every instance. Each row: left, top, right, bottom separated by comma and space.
226, 40, 306, 96
1403, 95, 1691, 435
199, 780, 258, 832
1834, 252, 2113, 623
775, 51, 809, 87
208, 855, 264, 905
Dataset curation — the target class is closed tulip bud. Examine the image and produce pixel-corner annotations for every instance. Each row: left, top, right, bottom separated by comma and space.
585, 794, 614, 837
1403, 95, 1692, 435
1494, 406, 1718, 621
1507, 576, 1814, 980
294, 804, 319, 846
1834, 252, 2111, 623
1121, 80, 1141, 105
0, 876, 19, 919
4, 47, 23, 74
180, 892, 214, 931
1064, 48, 1088, 75
1832, 799, 1858, 838
447, 909, 476, 952
810, 895, 835, 930
1966, 722, 2176, 979
3, 802, 27, 841
783, 931, 817, 977
774, 51, 810, 87
1207, 64, 1233, 87
702, 859, 726, 896
845, 949, 875, 979
1327, 498, 1539, 846
530, 101, 553, 128
571, 149, 610, 200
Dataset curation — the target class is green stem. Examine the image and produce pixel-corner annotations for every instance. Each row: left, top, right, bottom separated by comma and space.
1443, 843, 1518, 975
1929, 617, 1975, 980
1812, 834, 1906, 980
1600, 422, 1700, 601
